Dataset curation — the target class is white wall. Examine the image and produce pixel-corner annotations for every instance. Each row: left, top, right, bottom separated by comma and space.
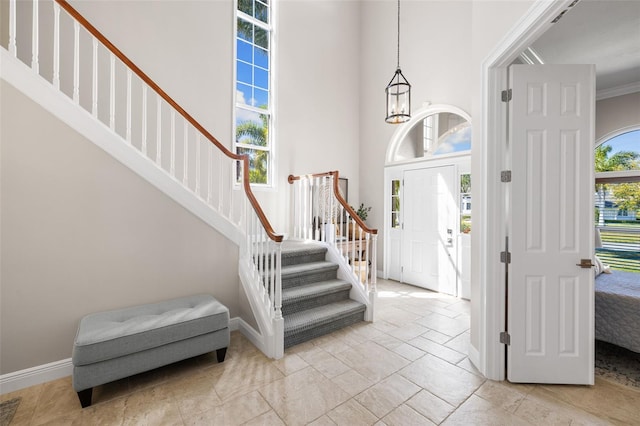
258, 0, 363, 231
359, 0, 534, 357
468, 0, 535, 358
0, 0, 364, 375
69, 0, 234, 146
596, 92, 640, 141
1, 0, 546, 376
0, 81, 241, 374
359, 0, 472, 249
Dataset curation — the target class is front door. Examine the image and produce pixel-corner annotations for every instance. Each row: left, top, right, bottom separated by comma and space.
402, 166, 456, 295
508, 64, 595, 384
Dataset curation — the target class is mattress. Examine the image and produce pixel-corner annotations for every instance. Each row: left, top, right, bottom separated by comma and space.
595, 270, 640, 353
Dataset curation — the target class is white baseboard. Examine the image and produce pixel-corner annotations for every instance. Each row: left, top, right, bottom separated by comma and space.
0, 316, 258, 395
232, 317, 268, 356
468, 343, 481, 375
0, 359, 73, 395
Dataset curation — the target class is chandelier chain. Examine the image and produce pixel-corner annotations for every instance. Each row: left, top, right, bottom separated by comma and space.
396, 0, 400, 69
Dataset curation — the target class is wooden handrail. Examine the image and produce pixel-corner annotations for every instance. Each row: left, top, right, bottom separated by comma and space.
55, 0, 282, 242
288, 171, 378, 235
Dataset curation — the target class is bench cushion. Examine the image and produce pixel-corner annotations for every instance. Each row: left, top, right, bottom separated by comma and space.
72, 294, 229, 366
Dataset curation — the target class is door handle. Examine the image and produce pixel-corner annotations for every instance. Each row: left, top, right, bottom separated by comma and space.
576, 259, 595, 269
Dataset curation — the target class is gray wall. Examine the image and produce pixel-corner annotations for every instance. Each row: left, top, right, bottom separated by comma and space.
596, 92, 640, 141
1, 81, 241, 373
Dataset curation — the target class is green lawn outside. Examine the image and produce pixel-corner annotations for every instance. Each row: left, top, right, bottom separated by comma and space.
597, 221, 639, 273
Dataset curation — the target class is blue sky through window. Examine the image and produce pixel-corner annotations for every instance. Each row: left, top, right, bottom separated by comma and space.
603, 130, 639, 156
433, 124, 472, 155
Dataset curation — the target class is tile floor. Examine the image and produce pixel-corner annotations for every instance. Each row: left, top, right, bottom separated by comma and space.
2, 280, 640, 425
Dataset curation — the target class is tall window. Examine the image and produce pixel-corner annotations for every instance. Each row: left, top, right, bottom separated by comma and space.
594, 129, 640, 273
235, 0, 273, 184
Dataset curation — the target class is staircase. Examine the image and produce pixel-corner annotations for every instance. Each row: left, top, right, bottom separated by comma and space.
281, 242, 366, 348
3, 0, 376, 361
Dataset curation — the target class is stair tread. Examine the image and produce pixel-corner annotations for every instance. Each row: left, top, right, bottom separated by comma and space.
281, 241, 327, 256
282, 279, 351, 302
281, 261, 337, 276
284, 300, 366, 334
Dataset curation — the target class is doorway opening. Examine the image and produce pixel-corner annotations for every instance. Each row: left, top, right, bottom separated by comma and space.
384, 104, 472, 299
481, 0, 640, 381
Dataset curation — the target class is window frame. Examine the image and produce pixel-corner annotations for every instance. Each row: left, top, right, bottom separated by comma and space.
233, 0, 275, 188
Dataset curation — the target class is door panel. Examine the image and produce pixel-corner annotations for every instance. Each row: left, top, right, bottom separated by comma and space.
508, 64, 595, 384
402, 166, 456, 295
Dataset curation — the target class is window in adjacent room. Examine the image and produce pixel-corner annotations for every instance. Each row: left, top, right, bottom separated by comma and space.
594, 129, 639, 272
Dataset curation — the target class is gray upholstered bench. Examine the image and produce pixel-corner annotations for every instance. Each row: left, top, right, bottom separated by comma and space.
72, 294, 229, 408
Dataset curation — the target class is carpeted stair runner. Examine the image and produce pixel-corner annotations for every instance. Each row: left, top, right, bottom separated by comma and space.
280, 241, 366, 349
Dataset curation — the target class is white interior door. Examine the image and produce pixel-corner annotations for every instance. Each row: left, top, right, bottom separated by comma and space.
508, 64, 595, 384
402, 166, 456, 295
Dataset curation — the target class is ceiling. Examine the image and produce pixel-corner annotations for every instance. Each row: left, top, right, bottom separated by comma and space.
527, 0, 640, 97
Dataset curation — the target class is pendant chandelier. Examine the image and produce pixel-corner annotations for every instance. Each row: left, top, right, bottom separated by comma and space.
385, 0, 411, 124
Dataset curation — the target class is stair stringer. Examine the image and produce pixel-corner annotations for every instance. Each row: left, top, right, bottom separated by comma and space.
0, 48, 243, 246
237, 250, 283, 359
322, 242, 376, 321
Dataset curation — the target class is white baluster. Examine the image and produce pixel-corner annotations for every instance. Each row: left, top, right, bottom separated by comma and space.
270, 242, 276, 306
156, 95, 162, 166
218, 154, 223, 213
371, 234, 378, 292
320, 177, 325, 242
126, 70, 132, 143
170, 110, 176, 176
250, 211, 256, 272
195, 134, 201, 195
109, 54, 115, 130
31, 0, 39, 73
73, 21, 79, 104
207, 143, 213, 203
274, 243, 283, 321
329, 175, 335, 246
52, 3, 60, 88
91, 38, 98, 117
9, 0, 17, 56
246, 203, 252, 262
228, 160, 234, 219
182, 121, 189, 185
257, 219, 263, 288
364, 233, 371, 290
302, 178, 309, 239
292, 180, 298, 239
351, 215, 356, 267
141, 86, 147, 155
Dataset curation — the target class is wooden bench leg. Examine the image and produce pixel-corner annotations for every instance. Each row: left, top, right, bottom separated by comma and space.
216, 347, 227, 363
77, 388, 93, 408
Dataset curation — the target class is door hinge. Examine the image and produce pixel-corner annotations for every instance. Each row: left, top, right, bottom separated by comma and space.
501, 89, 512, 102
500, 331, 511, 345
501, 170, 512, 182
500, 251, 511, 264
